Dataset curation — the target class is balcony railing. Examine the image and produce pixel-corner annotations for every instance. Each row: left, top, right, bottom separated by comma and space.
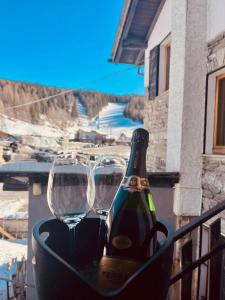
2, 201, 225, 300
1, 163, 225, 299
170, 200, 225, 300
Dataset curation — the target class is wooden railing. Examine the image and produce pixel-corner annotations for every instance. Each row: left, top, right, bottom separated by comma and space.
0, 225, 16, 240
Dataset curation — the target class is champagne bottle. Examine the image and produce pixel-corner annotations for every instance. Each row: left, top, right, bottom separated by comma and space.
97, 128, 157, 292
106, 128, 157, 260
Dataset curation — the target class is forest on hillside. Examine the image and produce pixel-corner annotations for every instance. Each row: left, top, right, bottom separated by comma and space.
0, 80, 78, 126
0, 79, 145, 125
124, 96, 145, 122
78, 91, 145, 122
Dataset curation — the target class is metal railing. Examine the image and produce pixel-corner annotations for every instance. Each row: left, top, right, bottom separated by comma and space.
0, 258, 30, 300
2, 201, 225, 300
170, 200, 225, 300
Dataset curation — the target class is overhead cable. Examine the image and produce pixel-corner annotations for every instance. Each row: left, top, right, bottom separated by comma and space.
4, 66, 136, 111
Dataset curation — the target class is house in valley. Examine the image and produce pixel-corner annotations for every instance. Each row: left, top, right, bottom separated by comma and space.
74, 128, 107, 144
116, 132, 131, 145
0, 130, 11, 140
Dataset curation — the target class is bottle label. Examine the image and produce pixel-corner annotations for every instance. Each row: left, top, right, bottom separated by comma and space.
122, 175, 150, 192
97, 256, 141, 292
112, 235, 132, 250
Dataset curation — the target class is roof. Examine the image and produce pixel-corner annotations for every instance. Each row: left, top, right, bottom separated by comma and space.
76, 128, 107, 137
111, 0, 163, 66
118, 132, 131, 141
0, 161, 87, 180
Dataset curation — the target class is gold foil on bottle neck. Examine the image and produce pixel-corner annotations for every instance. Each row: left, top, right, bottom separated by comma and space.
122, 176, 150, 192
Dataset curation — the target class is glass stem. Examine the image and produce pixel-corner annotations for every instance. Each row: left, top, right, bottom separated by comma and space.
68, 225, 76, 267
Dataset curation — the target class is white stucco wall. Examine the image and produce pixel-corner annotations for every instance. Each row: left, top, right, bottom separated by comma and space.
167, 0, 207, 216
166, 0, 186, 172
144, 0, 172, 88
207, 0, 225, 41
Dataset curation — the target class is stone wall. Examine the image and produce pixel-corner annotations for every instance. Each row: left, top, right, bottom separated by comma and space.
207, 30, 225, 73
202, 32, 225, 217
202, 155, 225, 220
144, 91, 168, 171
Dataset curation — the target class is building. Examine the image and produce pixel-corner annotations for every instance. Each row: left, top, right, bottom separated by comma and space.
112, 0, 225, 223
0, 130, 11, 140
112, 0, 225, 297
74, 129, 107, 144
116, 132, 131, 145
0, 145, 4, 163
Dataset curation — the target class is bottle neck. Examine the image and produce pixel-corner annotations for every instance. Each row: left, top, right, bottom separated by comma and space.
126, 143, 147, 178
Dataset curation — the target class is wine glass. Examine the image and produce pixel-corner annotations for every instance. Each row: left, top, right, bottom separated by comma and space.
47, 153, 95, 264
47, 154, 94, 266
47, 154, 94, 228
92, 155, 127, 219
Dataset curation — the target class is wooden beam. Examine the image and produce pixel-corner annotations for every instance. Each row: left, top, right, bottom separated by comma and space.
145, 0, 167, 42
122, 38, 148, 50
0, 225, 16, 240
135, 0, 167, 66
113, 0, 140, 62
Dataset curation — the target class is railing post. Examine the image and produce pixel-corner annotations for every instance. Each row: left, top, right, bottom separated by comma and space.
6, 280, 9, 300
208, 219, 223, 300
181, 239, 192, 300
170, 201, 225, 299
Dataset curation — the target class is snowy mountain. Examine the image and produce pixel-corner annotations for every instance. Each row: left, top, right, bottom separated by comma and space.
0, 79, 144, 141
0, 113, 62, 138
77, 99, 143, 138
0, 100, 143, 142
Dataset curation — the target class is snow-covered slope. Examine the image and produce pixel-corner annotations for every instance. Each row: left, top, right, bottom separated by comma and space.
0, 101, 143, 140
76, 100, 143, 138
0, 113, 62, 137
76, 98, 89, 127
0, 240, 27, 266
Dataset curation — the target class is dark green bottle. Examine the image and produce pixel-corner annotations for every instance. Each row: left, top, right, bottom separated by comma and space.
106, 128, 157, 261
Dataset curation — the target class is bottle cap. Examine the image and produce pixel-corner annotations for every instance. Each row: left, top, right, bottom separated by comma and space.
131, 128, 149, 146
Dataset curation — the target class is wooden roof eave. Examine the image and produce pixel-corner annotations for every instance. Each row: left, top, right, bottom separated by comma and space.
111, 0, 165, 66
112, 0, 141, 64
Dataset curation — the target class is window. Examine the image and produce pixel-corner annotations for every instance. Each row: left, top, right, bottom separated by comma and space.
213, 74, 225, 153
164, 43, 171, 91
147, 35, 171, 99
158, 35, 171, 95
148, 45, 160, 100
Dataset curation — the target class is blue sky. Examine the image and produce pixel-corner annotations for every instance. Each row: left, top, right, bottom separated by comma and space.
0, 0, 144, 95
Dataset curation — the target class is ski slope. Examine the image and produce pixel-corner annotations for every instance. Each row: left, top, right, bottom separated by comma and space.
76, 99, 143, 138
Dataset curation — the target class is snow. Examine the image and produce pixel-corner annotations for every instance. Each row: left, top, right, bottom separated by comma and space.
0, 239, 27, 300
0, 113, 63, 138
0, 161, 51, 173
0, 100, 142, 142
22, 135, 60, 149
76, 99, 89, 127
0, 240, 27, 265
0, 197, 28, 219
0, 183, 28, 220
0, 161, 88, 174
74, 99, 143, 139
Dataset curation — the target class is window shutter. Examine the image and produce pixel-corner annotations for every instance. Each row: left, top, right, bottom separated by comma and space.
216, 76, 225, 146
148, 45, 160, 100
